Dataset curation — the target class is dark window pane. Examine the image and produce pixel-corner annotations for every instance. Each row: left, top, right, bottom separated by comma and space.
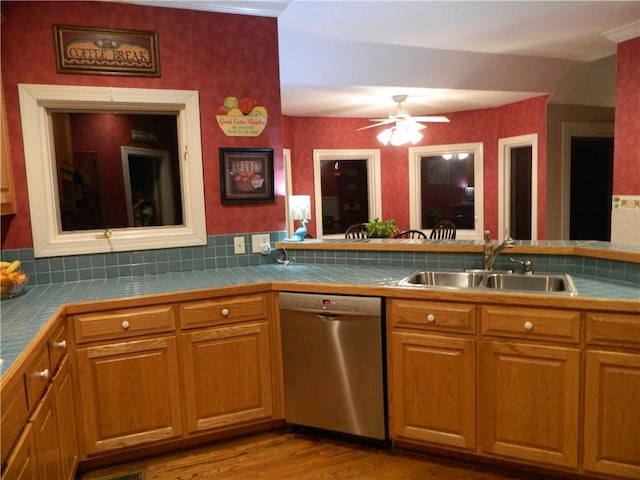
420, 154, 474, 229
320, 160, 369, 235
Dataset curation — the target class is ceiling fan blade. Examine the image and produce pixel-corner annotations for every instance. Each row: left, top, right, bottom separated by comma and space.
356, 119, 395, 131
408, 121, 428, 131
411, 116, 450, 123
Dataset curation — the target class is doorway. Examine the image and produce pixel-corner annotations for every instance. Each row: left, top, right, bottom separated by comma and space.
121, 147, 179, 228
498, 134, 538, 242
569, 137, 613, 241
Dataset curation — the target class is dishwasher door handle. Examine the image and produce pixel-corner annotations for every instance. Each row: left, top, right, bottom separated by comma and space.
314, 313, 342, 321
314, 313, 371, 322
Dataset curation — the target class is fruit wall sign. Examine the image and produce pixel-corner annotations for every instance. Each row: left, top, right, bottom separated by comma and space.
216, 96, 268, 137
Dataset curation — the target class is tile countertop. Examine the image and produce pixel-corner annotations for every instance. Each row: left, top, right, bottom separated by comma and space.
1, 264, 639, 377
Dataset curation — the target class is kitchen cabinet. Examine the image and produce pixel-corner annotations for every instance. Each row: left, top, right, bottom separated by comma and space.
73, 305, 183, 455
30, 385, 60, 479
1, 372, 30, 468
51, 356, 78, 480
1, 424, 38, 480
388, 299, 476, 450
30, 325, 77, 480
179, 294, 275, 433
583, 312, 640, 479
1, 76, 16, 216
479, 305, 580, 469
1, 318, 75, 480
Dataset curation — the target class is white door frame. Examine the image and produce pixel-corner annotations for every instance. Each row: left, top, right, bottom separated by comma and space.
498, 134, 538, 242
121, 146, 174, 227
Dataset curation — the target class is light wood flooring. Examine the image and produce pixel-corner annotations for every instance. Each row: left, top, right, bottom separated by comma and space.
80, 429, 551, 480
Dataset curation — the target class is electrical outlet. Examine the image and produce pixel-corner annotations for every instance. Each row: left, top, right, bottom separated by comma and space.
251, 234, 270, 253
233, 236, 245, 254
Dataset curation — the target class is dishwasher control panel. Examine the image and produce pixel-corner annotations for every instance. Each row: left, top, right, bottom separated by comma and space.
279, 292, 382, 316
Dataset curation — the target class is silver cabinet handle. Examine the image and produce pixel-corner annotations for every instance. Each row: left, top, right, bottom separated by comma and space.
221, 308, 230, 317
34, 368, 49, 379
121, 320, 130, 330
524, 321, 533, 331
426, 314, 436, 323
52, 340, 67, 349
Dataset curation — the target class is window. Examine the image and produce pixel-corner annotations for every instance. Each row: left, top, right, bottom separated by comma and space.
18, 84, 206, 257
313, 149, 381, 237
409, 143, 484, 239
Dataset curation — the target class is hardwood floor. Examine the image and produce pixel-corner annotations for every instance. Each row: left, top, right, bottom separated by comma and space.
79, 429, 548, 480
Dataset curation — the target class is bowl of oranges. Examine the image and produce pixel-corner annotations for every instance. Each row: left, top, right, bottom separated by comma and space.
1, 260, 28, 300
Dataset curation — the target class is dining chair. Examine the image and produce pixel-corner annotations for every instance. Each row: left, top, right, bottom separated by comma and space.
345, 222, 368, 239
394, 229, 427, 239
430, 220, 457, 239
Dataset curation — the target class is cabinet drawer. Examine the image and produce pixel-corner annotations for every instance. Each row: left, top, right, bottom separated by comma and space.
481, 306, 580, 343
389, 299, 475, 334
0, 374, 29, 466
586, 312, 640, 348
23, 344, 51, 410
48, 322, 68, 373
179, 294, 268, 329
74, 305, 176, 344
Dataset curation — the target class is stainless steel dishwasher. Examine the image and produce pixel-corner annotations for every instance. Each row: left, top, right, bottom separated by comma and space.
279, 292, 387, 441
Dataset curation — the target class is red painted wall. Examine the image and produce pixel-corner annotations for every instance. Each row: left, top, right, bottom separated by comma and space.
1, 1, 284, 249
613, 37, 640, 195
286, 96, 549, 237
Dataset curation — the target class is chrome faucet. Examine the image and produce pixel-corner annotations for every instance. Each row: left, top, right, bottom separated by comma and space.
483, 230, 515, 270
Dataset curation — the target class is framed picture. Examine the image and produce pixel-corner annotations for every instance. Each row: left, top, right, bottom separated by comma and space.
220, 148, 274, 204
54, 25, 160, 77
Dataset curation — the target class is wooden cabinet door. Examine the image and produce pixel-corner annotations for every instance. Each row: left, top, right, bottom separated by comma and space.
584, 350, 640, 479
76, 336, 183, 454
52, 356, 78, 480
479, 341, 580, 468
389, 331, 476, 450
30, 386, 61, 479
181, 321, 274, 433
1, 78, 16, 216
1, 424, 38, 480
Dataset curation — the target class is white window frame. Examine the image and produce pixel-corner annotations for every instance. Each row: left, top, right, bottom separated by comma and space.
498, 134, 538, 242
18, 84, 206, 257
408, 143, 484, 240
313, 149, 382, 238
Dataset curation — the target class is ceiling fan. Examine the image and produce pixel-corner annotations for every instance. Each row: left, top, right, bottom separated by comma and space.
356, 94, 450, 132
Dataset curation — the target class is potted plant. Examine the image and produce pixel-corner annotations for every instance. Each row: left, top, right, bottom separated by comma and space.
366, 218, 398, 238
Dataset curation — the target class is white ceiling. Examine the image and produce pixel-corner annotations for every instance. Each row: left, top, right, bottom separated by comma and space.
119, 1, 640, 118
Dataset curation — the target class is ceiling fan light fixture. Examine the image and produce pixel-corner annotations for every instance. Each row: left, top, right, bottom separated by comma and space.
379, 122, 424, 146
376, 128, 393, 145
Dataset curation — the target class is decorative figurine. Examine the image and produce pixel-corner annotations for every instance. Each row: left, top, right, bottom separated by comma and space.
287, 218, 308, 242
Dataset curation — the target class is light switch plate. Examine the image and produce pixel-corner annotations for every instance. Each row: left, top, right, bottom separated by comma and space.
233, 236, 245, 254
251, 234, 270, 253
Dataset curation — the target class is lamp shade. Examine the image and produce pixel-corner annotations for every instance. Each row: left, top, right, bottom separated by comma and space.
377, 124, 424, 147
289, 195, 311, 220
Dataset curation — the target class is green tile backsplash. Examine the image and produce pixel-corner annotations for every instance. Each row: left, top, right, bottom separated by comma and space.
1, 232, 638, 287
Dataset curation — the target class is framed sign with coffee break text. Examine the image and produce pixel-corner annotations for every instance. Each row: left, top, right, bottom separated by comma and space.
54, 25, 160, 77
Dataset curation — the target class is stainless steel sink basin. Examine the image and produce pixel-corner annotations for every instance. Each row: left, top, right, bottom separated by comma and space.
398, 269, 578, 295
484, 273, 577, 294
399, 270, 485, 288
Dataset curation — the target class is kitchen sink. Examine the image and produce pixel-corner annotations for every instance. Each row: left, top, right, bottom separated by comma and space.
398, 269, 578, 295
484, 273, 577, 294
399, 270, 485, 288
